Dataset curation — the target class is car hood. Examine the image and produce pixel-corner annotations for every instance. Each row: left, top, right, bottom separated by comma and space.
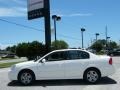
15, 61, 37, 68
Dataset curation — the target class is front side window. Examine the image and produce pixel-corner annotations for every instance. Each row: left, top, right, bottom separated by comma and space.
45, 51, 67, 61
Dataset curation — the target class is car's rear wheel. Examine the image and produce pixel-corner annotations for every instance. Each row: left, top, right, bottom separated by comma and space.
84, 69, 101, 84
18, 70, 35, 85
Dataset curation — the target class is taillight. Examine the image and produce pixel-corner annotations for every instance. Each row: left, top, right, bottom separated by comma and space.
109, 57, 112, 65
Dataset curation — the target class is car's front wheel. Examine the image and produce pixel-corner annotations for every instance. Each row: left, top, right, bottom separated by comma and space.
83, 69, 101, 84
18, 70, 35, 85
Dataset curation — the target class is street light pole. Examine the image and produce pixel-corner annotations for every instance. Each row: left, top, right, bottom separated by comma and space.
106, 26, 108, 50
52, 15, 61, 42
107, 37, 110, 50
52, 15, 57, 41
119, 40, 120, 48
95, 33, 100, 42
81, 28, 85, 48
95, 33, 99, 53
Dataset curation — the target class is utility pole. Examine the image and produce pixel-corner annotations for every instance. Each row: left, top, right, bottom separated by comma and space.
107, 37, 110, 50
119, 40, 120, 48
91, 38, 93, 46
106, 26, 108, 50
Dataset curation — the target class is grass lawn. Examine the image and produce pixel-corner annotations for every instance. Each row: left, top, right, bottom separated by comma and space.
0, 58, 17, 60
0, 61, 23, 68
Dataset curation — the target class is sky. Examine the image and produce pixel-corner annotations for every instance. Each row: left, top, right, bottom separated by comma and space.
0, 0, 120, 49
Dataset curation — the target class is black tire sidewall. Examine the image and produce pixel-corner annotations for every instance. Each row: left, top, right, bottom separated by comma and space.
84, 69, 101, 84
18, 71, 34, 85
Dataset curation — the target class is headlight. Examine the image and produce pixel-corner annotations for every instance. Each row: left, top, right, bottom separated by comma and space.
11, 65, 16, 70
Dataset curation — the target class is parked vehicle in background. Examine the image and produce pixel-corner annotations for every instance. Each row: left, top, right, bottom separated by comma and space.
2, 54, 16, 58
107, 49, 120, 56
87, 49, 96, 54
8, 49, 115, 85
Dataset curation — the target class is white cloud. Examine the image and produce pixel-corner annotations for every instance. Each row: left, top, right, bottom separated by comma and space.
51, 10, 93, 17
12, 0, 26, 5
0, 7, 27, 17
0, 7, 93, 17
0, 0, 26, 5
68, 13, 93, 17
0, 0, 26, 17
0, 43, 13, 50
51, 13, 93, 17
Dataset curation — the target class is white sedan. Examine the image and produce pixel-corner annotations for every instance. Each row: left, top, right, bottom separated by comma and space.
8, 49, 115, 85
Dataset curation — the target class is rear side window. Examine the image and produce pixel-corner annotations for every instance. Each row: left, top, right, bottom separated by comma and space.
78, 51, 90, 59
68, 50, 90, 60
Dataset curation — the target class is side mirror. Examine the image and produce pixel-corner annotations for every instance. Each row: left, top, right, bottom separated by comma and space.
41, 59, 46, 63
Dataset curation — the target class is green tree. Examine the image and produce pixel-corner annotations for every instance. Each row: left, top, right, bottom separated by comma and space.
108, 41, 118, 49
90, 39, 118, 52
27, 41, 45, 57
16, 41, 46, 60
6, 45, 16, 53
90, 39, 105, 52
51, 40, 69, 50
16, 43, 29, 57
6, 46, 11, 51
91, 42, 103, 52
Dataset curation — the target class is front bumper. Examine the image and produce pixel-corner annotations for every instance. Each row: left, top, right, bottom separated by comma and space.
8, 70, 18, 81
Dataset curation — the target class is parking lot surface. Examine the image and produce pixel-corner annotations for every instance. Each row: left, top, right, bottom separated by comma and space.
0, 57, 120, 90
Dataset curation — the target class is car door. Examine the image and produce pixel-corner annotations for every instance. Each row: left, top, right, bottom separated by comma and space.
37, 51, 66, 79
64, 50, 90, 79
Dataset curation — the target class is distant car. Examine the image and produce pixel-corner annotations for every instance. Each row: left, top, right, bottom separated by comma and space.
87, 49, 96, 53
2, 54, 15, 58
107, 49, 120, 56
8, 49, 115, 85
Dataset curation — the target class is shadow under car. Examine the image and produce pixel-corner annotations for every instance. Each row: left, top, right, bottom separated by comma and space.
8, 77, 117, 87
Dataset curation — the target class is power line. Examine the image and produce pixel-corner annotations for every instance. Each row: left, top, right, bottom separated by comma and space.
0, 18, 44, 32
57, 33, 80, 41
0, 18, 80, 41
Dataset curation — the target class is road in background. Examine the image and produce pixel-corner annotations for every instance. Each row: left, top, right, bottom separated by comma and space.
0, 57, 120, 90
0, 57, 27, 64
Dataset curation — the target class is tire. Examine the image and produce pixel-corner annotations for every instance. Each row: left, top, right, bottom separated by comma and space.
18, 70, 35, 85
83, 69, 101, 84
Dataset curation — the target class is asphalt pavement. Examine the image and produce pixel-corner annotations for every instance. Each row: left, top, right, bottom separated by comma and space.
0, 57, 120, 90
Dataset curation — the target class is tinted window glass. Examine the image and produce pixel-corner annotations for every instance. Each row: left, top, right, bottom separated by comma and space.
68, 50, 90, 60
68, 51, 79, 60
78, 51, 90, 59
46, 51, 67, 61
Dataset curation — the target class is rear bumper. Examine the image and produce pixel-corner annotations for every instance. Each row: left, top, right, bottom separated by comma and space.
101, 65, 115, 77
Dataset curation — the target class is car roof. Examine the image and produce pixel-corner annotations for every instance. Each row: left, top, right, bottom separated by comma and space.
51, 49, 88, 53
